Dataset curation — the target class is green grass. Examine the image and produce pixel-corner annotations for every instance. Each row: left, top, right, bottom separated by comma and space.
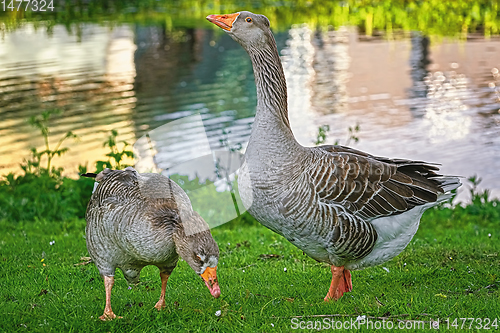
0, 204, 499, 332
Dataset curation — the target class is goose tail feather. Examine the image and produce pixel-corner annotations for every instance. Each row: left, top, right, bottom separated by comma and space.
80, 172, 97, 178
435, 176, 462, 194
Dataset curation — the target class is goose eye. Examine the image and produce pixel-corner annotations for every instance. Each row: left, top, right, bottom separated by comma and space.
196, 255, 202, 261
245, 17, 252, 23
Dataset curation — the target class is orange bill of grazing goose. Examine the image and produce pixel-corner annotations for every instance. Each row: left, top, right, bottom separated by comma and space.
83, 167, 220, 320
207, 12, 461, 301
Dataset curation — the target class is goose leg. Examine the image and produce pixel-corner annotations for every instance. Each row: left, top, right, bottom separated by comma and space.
324, 265, 348, 301
334, 268, 352, 299
100, 276, 122, 321
154, 272, 170, 311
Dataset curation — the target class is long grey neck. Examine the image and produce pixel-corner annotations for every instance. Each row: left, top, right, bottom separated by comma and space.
245, 35, 299, 151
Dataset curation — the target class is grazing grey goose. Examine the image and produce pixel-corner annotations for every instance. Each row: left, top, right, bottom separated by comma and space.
207, 12, 460, 301
83, 167, 220, 320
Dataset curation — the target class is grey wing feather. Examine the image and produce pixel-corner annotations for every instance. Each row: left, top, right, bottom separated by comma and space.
314, 145, 460, 220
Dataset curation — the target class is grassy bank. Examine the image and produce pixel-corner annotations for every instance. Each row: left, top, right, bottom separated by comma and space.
1, 0, 499, 37
0, 200, 498, 332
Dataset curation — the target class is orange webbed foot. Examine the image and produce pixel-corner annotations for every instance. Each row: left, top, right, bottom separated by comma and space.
324, 266, 352, 301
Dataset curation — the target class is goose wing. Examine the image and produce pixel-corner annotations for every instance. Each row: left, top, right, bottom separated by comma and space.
87, 169, 138, 214
309, 145, 459, 220
87, 167, 208, 233
86, 168, 183, 225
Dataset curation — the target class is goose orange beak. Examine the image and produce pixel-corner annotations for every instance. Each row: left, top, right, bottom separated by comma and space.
201, 266, 220, 298
206, 13, 240, 31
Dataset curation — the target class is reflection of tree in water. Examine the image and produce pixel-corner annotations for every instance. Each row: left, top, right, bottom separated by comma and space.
133, 26, 201, 135
280, 25, 351, 118
408, 33, 430, 105
280, 24, 315, 140
311, 27, 351, 114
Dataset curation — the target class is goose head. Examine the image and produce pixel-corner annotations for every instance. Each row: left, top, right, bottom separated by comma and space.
176, 226, 221, 298
206, 11, 273, 52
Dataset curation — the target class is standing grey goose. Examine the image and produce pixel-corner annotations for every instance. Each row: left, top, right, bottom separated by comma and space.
84, 167, 220, 320
207, 12, 460, 301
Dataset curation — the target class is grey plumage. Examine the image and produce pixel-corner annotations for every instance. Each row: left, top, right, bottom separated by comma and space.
84, 167, 220, 320
207, 11, 461, 300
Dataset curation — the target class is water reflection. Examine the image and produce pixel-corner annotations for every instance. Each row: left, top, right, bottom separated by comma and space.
423, 71, 472, 143
0, 23, 499, 202
311, 26, 351, 115
281, 24, 316, 145
409, 33, 430, 100
0, 24, 138, 175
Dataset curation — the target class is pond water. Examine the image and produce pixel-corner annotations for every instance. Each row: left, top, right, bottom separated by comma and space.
0, 21, 499, 202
